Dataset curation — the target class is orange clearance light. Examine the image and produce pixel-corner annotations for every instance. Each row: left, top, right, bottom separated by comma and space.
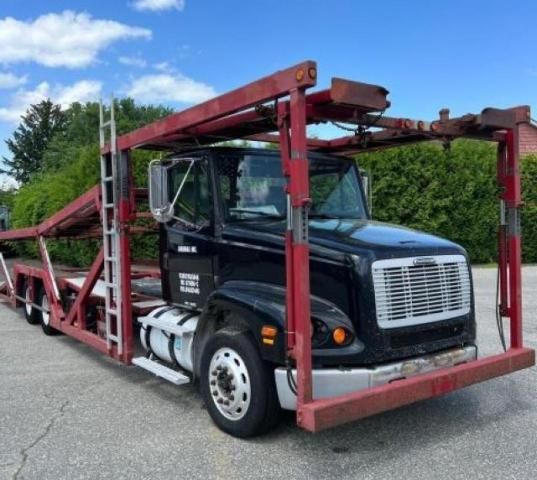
261, 325, 277, 338
295, 68, 305, 82
308, 67, 317, 80
332, 327, 347, 345
261, 325, 278, 345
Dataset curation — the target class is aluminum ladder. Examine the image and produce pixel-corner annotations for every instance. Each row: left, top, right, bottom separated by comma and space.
99, 100, 123, 354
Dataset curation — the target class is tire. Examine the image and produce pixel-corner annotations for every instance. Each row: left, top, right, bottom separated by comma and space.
39, 288, 58, 336
200, 328, 281, 438
23, 282, 40, 325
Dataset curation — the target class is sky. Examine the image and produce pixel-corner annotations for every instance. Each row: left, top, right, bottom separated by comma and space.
0, 0, 536, 183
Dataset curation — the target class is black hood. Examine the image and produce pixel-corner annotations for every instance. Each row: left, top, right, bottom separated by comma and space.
223, 218, 465, 261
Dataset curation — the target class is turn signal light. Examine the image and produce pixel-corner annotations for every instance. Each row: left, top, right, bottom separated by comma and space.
332, 327, 347, 345
261, 326, 277, 338
261, 325, 278, 345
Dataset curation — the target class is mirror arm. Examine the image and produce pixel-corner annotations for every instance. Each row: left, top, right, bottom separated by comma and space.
167, 159, 196, 217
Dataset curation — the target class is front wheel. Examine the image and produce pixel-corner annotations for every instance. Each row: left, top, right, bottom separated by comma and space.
200, 328, 280, 438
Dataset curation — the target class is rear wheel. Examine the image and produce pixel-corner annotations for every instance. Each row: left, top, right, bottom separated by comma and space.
200, 328, 280, 438
23, 283, 40, 325
39, 289, 58, 336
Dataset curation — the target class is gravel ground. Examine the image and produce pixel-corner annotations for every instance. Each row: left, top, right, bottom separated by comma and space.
0, 266, 536, 480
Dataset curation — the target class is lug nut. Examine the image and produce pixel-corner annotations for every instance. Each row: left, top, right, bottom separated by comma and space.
216, 365, 222, 371
229, 395, 235, 401
210, 380, 216, 386
212, 390, 218, 396
211, 370, 217, 376
223, 400, 230, 406
217, 398, 223, 404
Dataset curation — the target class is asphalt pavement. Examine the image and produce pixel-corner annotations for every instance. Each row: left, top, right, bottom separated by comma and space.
1, 266, 536, 480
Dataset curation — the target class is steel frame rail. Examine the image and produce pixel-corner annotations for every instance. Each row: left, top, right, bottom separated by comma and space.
0, 60, 534, 431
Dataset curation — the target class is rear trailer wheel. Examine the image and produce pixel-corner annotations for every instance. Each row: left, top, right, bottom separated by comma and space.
39, 289, 58, 336
23, 284, 40, 325
200, 329, 280, 438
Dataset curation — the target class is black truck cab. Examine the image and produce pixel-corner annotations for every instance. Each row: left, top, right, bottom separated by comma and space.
147, 146, 476, 436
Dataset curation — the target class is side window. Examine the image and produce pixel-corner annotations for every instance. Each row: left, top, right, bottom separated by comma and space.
310, 169, 362, 216
169, 160, 211, 226
218, 155, 286, 221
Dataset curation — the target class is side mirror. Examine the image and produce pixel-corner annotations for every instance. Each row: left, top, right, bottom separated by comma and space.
149, 160, 172, 223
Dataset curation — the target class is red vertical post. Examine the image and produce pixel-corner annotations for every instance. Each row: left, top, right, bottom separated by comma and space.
278, 102, 296, 352
288, 87, 313, 416
503, 129, 523, 348
119, 149, 134, 363
497, 142, 509, 316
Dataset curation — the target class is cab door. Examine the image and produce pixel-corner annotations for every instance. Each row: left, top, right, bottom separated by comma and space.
161, 158, 216, 309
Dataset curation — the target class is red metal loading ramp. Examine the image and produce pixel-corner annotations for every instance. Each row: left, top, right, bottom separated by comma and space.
0, 60, 534, 432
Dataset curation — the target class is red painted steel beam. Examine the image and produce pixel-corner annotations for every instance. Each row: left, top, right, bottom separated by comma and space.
299, 348, 535, 432
247, 133, 330, 148
109, 61, 317, 152
119, 150, 135, 364
288, 87, 313, 406
37, 185, 101, 236
0, 186, 101, 241
64, 248, 104, 327
505, 128, 523, 348
59, 322, 120, 359
0, 226, 38, 241
277, 103, 295, 351
497, 142, 509, 317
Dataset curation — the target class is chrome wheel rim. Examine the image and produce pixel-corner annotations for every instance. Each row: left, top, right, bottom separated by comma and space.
208, 347, 251, 421
41, 294, 49, 326
25, 287, 32, 316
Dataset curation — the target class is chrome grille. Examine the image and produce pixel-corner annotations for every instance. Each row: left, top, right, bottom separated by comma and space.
372, 255, 471, 328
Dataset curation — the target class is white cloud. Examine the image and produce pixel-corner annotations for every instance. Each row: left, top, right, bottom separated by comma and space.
132, 0, 185, 11
153, 61, 172, 72
125, 73, 216, 104
0, 11, 151, 68
0, 72, 27, 89
119, 55, 147, 68
0, 80, 102, 124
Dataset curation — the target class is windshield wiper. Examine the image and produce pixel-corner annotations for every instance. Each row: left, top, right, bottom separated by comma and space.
309, 212, 362, 220
229, 209, 285, 221
309, 213, 338, 219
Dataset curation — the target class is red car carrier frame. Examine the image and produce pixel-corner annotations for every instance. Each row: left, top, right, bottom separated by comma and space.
0, 60, 534, 432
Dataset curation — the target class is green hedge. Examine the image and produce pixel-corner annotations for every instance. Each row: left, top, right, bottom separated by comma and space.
9, 145, 158, 266
521, 153, 537, 262
358, 140, 537, 263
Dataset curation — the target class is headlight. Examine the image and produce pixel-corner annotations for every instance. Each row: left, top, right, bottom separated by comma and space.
312, 319, 330, 348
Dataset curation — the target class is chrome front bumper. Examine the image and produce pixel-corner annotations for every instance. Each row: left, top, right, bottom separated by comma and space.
274, 345, 478, 410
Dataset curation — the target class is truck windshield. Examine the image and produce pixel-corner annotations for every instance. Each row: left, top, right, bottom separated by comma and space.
217, 153, 367, 222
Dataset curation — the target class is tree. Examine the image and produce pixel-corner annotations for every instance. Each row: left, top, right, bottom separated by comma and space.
1, 100, 66, 184
43, 98, 172, 172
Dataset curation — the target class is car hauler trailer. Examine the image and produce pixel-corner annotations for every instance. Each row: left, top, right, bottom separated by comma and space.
0, 60, 534, 437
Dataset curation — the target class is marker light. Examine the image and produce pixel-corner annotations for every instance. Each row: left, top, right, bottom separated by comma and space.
332, 327, 347, 346
261, 325, 277, 345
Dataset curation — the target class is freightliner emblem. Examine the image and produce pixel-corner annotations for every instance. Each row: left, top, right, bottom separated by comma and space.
413, 257, 437, 266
